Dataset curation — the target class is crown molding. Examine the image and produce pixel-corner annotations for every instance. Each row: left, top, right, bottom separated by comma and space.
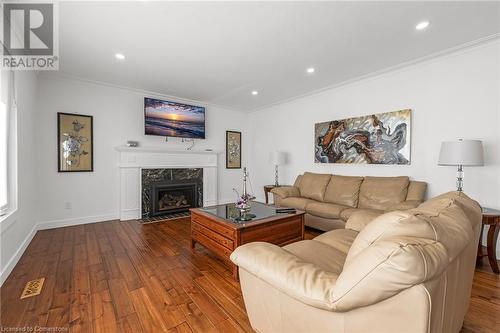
249, 33, 500, 113
38, 72, 247, 114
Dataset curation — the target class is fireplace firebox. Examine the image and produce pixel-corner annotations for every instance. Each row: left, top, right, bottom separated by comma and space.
151, 181, 199, 217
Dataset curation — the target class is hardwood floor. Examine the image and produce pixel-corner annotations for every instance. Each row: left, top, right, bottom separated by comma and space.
0, 218, 498, 333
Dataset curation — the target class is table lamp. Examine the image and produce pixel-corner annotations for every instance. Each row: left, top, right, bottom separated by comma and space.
272, 151, 286, 186
438, 139, 484, 191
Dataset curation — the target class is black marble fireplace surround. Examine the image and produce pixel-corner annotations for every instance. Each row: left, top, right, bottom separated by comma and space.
141, 168, 203, 218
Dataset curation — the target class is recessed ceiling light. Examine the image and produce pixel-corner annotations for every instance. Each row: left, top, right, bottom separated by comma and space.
415, 21, 430, 31
251, 91, 258, 96
307, 67, 315, 74
115, 53, 125, 60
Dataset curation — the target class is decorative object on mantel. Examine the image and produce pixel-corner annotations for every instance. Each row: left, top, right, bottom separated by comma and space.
226, 130, 242, 169
438, 139, 484, 191
126, 140, 139, 147
181, 138, 196, 150
272, 151, 285, 186
314, 109, 411, 164
233, 167, 256, 221
57, 112, 93, 172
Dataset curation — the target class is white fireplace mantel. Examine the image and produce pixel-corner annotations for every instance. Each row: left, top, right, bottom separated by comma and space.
116, 146, 220, 221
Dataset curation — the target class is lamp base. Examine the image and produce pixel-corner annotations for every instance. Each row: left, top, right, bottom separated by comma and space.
456, 164, 463, 192
274, 165, 279, 186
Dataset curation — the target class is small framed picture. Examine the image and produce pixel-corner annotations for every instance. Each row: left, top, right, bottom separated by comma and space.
226, 130, 241, 169
57, 112, 93, 172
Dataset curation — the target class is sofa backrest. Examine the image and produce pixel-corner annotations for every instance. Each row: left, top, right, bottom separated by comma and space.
292, 173, 427, 206
329, 191, 481, 312
324, 175, 364, 207
358, 176, 410, 210
297, 172, 332, 201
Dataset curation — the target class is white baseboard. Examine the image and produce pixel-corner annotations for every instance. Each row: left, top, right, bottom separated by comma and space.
0, 224, 37, 286
37, 213, 119, 230
119, 209, 140, 221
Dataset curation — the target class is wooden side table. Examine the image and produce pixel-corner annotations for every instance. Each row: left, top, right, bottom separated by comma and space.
264, 185, 288, 204
477, 207, 500, 274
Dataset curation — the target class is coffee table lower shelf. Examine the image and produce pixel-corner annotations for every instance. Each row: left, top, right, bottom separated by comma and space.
190, 208, 305, 280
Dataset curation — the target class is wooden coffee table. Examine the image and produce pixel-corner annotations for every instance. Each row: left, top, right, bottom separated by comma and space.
190, 202, 305, 279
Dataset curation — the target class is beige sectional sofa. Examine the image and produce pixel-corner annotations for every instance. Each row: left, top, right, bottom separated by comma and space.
231, 191, 481, 333
271, 172, 427, 231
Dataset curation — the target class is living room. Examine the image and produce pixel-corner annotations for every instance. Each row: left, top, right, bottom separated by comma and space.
0, 1, 499, 333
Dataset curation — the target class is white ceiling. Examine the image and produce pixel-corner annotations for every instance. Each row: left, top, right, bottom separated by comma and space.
58, 1, 500, 111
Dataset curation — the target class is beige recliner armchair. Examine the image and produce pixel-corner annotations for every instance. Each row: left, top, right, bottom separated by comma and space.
231, 192, 481, 333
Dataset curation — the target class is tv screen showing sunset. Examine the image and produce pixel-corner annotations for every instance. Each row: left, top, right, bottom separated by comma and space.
144, 98, 206, 139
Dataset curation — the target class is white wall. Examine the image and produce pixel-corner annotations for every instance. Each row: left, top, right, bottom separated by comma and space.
0, 71, 38, 285
249, 40, 500, 252
35, 74, 249, 226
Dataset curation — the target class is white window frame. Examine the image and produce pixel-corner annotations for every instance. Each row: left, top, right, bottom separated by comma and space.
0, 70, 17, 219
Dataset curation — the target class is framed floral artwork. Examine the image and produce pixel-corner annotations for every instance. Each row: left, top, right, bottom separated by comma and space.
57, 112, 93, 172
226, 130, 241, 169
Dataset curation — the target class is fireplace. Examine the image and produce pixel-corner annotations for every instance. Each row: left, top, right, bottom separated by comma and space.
141, 168, 203, 219
151, 181, 199, 216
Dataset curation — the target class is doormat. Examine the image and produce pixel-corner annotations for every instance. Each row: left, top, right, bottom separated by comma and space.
20, 278, 45, 299
140, 211, 190, 224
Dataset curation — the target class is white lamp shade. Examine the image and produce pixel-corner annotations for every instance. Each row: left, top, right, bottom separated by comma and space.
438, 140, 484, 166
272, 151, 286, 165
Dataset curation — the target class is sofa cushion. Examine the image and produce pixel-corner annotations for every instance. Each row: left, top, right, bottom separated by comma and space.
305, 202, 349, 219
293, 175, 303, 188
313, 229, 358, 255
284, 240, 346, 274
340, 208, 384, 222
280, 197, 317, 210
345, 210, 385, 232
298, 172, 332, 202
406, 181, 427, 201
324, 175, 364, 207
358, 176, 410, 210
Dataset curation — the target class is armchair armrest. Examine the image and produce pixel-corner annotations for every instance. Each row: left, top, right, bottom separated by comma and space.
386, 200, 422, 211
230, 242, 338, 311
270, 186, 300, 199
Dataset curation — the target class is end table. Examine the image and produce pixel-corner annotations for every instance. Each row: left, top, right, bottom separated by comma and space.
477, 207, 500, 274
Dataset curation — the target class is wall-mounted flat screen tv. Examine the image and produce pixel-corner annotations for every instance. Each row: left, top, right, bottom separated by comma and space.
144, 97, 206, 139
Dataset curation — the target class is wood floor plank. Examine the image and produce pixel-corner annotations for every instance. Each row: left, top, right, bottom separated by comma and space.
107, 278, 135, 319
129, 287, 172, 332
1, 218, 498, 333
194, 275, 253, 332
69, 258, 93, 333
91, 289, 119, 333
169, 322, 194, 333
119, 312, 145, 333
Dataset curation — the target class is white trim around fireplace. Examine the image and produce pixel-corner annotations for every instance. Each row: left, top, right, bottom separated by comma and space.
116, 146, 219, 221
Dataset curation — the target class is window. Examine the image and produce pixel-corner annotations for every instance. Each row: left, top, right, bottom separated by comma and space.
0, 70, 10, 216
